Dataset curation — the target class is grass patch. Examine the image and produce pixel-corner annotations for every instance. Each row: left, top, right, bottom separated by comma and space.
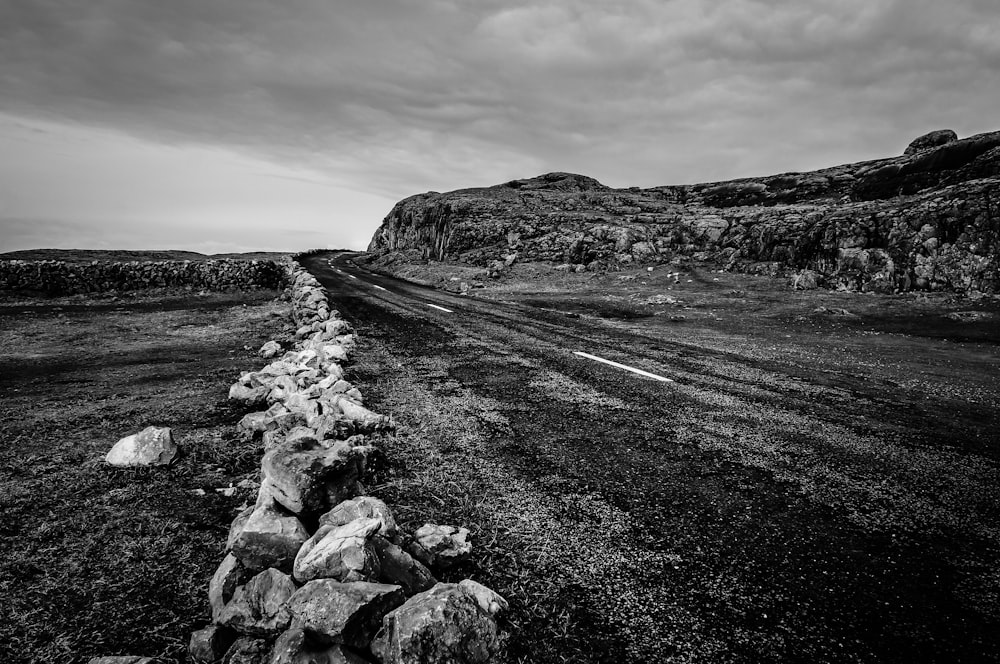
0, 290, 286, 663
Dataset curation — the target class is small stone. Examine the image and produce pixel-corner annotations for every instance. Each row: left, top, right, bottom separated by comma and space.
288, 579, 405, 648
189, 625, 237, 663
409, 524, 471, 569
371, 583, 503, 664
457, 579, 508, 617
260, 340, 283, 359
217, 568, 297, 637
105, 426, 179, 467
230, 382, 270, 405
269, 628, 369, 664
294, 518, 382, 583
238, 412, 269, 438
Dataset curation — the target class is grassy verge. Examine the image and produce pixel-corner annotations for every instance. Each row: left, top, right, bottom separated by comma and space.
0, 289, 287, 664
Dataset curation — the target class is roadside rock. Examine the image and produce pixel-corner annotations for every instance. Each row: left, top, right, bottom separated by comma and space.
189, 625, 237, 663
229, 498, 310, 574
288, 579, 405, 648
217, 568, 297, 637
105, 426, 178, 467
408, 524, 471, 569
372, 537, 436, 596
319, 497, 398, 541
260, 340, 283, 359
370, 583, 504, 664
457, 579, 509, 617
261, 438, 368, 515
294, 518, 382, 583
270, 628, 369, 664
210, 554, 251, 622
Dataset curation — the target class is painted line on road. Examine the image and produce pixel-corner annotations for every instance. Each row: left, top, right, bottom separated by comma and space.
573, 351, 674, 382
426, 303, 453, 313
372, 285, 387, 291
347, 274, 358, 280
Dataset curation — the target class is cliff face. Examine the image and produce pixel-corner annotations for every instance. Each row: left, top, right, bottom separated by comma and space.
368, 130, 1000, 293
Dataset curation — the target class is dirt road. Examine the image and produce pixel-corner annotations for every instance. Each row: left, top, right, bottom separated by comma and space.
303, 251, 1000, 664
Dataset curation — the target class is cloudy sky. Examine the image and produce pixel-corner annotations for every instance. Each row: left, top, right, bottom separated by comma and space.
1, 0, 997, 254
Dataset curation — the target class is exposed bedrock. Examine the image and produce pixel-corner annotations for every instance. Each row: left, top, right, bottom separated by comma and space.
368, 130, 1000, 293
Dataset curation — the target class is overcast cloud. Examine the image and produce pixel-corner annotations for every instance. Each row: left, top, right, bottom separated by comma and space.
0, 0, 997, 252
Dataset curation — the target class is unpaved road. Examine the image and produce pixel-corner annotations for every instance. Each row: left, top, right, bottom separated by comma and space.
303, 251, 1000, 664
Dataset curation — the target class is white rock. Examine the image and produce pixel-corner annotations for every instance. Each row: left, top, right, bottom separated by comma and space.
106, 426, 179, 467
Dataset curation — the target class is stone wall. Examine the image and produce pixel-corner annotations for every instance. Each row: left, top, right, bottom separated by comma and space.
0, 258, 286, 295
186, 253, 507, 664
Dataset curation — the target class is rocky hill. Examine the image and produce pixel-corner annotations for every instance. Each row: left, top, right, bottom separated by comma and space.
368, 129, 1000, 293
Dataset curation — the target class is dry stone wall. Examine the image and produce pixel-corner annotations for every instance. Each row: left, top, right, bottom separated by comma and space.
187, 254, 507, 664
0, 258, 285, 295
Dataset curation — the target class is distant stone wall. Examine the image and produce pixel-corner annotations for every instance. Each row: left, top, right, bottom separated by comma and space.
0, 259, 286, 295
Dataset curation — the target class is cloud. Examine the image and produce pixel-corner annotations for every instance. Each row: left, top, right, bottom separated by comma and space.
0, 0, 997, 204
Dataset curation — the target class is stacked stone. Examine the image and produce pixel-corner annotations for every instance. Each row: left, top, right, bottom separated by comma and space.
0, 259, 285, 295
190, 259, 507, 664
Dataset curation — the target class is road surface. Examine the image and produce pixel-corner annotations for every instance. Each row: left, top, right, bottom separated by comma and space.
301, 251, 1000, 664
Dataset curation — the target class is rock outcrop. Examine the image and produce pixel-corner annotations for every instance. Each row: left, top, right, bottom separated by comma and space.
367, 130, 1000, 293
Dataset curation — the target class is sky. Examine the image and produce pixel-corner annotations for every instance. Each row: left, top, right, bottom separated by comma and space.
1, 0, 998, 254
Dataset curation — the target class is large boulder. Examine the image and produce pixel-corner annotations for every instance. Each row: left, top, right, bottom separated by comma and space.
260, 437, 368, 515
370, 582, 506, 664
229, 497, 310, 574
294, 518, 382, 583
288, 580, 405, 648
105, 426, 179, 467
217, 568, 297, 637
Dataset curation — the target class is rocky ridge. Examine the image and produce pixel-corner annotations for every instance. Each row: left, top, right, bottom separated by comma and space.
368, 129, 1000, 293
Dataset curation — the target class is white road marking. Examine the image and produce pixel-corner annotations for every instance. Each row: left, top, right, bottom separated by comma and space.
426, 303, 453, 313
373, 285, 387, 291
573, 351, 674, 382
347, 274, 358, 280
